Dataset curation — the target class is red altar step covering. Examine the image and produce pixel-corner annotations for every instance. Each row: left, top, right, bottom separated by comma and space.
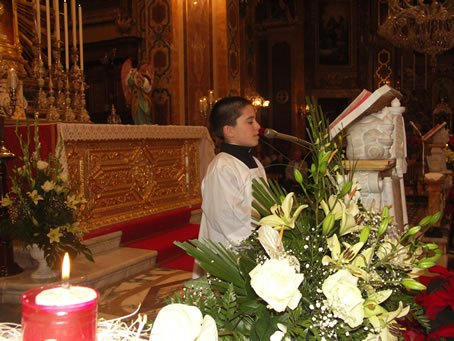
84, 206, 200, 272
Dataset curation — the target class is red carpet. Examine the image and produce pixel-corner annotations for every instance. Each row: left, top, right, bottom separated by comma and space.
125, 223, 199, 272
84, 206, 200, 272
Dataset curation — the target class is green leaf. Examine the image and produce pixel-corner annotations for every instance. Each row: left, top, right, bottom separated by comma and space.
175, 240, 246, 295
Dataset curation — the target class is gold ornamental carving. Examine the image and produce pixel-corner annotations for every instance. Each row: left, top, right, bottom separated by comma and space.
0, 0, 24, 74
65, 138, 202, 232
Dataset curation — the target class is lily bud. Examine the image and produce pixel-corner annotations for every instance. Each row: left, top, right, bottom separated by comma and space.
400, 225, 421, 242
294, 169, 303, 185
424, 243, 439, 250
416, 260, 436, 269
407, 225, 421, 236
429, 212, 441, 226
32, 217, 39, 227
322, 213, 335, 236
339, 182, 353, 198
381, 206, 389, 219
401, 279, 426, 291
418, 215, 432, 227
359, 225, 370, 243
378, 217, 389, 236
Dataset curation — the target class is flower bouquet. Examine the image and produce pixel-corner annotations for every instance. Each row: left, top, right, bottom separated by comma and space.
446, 147, 454, 171
0, 117, 93, 269
172, 100, 442, 340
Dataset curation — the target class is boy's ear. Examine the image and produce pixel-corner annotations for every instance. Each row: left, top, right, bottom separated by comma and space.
223, 125, 234, 139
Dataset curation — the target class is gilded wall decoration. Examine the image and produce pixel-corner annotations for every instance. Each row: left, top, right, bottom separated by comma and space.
227, 0, 240, 94
138, 0, 172, 124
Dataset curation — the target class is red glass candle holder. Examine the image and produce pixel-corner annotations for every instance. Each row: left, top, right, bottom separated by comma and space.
22, 285, 99, 341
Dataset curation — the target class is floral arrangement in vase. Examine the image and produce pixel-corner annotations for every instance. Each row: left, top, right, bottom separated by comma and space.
0, 116, 93, 270
171, 100, 443, 340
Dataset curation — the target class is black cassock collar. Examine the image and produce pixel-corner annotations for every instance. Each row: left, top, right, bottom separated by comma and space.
221, 142, 258, 169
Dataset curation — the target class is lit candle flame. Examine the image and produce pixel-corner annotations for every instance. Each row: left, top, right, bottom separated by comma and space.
62, 252, 70, 288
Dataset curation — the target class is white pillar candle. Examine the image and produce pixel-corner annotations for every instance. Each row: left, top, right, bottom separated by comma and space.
64, 0, 69, 70
71, 0, 76, 49
78, 4, 83, 71
36, 0, 41, 44
8, 68, 18, 89
46, 0, 51, 67
54, 0, 60, 48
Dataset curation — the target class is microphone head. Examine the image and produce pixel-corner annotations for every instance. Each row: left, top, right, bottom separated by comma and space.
263, 128, 278, 138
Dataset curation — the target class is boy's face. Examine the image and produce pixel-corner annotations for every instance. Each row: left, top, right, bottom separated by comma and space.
224, 104, 261, 147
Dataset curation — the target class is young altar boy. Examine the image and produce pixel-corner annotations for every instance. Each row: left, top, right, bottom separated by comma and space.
195, 97, 266, 275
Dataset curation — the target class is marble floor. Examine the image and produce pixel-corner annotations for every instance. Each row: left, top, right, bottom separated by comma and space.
1, 196, 453, 326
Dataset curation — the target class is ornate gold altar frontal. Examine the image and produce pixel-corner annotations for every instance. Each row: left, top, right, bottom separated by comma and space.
57, 124, 214, 232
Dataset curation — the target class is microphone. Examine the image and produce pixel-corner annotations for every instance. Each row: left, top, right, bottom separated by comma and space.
263, 128, 312, 148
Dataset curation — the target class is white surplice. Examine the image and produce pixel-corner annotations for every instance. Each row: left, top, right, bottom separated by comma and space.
198, 152, 266, 246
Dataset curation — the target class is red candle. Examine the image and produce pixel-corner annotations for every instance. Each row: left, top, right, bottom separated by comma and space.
22, 285, 98, 341
21, 253, 99, 341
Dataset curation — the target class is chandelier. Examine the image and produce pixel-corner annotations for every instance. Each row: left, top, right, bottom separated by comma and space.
378, 0, 454, 56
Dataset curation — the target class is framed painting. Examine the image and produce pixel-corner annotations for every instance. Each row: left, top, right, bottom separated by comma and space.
316, 0, 355, 67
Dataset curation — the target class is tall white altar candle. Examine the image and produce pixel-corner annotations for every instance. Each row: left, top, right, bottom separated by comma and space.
64, 0, 69, 70
71, 0, 76, 49
46, 0, 52, 67
36, 0, 41, 44
54, 0, 60, 48
78, 4, 83, 71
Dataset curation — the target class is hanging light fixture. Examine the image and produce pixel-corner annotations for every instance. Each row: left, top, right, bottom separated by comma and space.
378, 0, 454, 58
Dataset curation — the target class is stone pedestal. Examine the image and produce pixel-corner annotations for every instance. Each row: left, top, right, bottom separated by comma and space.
424, 172, 451, 228
344, 159, 405, 233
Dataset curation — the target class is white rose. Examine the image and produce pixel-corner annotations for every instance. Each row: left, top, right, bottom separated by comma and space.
37, 160, 48, 170
249, 258, 304, 312
41, 180, 55, 192
150, 304, 218, 341
322, 269, 364, 328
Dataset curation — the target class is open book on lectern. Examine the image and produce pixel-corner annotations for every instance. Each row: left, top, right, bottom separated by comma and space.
329, 85, 402, 139
422, 122, 447, 142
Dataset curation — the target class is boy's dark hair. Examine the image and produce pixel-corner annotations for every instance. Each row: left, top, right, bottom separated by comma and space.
210, 96, 252, 139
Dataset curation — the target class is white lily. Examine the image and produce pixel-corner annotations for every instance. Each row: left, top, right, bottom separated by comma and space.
257, 225, 300, 271
259, 192, 307, 231
339, 200, 362, 236
364, 290, 393, 318
320, 195, 343, 220
322, 234, 364, 268
258, 225, 283, 259
366, 302, 410, 341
